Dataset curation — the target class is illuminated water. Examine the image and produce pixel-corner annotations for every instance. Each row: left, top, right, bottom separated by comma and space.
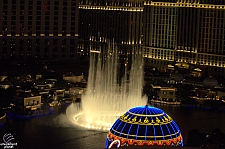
66, 44, 147, 130
2, 105, 225, 149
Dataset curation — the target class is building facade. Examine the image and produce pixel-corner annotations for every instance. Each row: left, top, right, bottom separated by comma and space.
78, 0, 144, 56
143, 0, 225, 81
78, 0, 225, 80
2, 0, 225, 80
0, 0, 79, 62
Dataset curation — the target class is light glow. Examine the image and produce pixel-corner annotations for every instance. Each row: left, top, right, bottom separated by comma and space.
79, 5, 143, 12
66, 43, 147, 131
145, 1, 225, 9
105, 106, 183, 148
108, 140, 120, 149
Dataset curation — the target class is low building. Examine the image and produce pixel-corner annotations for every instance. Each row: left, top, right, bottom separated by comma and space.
35, 84, 50, 90
45, 79, 57, 88
69, 87, 85, 101
63, 73, 84, 83
13, 90, 42, 111
0, 76, 7, 81
36, 74, 42, 80
49, 88, 65, 101
0, 81, 12, 89
151, 85, 179, 104
190, 89, 220, 104
217, 91, 225, 100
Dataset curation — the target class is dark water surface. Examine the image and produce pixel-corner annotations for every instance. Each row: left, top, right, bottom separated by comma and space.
0, 104, 225, 149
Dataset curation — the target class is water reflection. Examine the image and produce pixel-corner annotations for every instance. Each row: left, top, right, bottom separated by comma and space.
153, 104, 225, 144
0, 104, 224, 148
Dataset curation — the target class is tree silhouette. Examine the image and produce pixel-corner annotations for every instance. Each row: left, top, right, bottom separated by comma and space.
187, 129, 205, 147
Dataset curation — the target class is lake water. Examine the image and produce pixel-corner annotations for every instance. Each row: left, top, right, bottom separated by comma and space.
0, 104, 225, 149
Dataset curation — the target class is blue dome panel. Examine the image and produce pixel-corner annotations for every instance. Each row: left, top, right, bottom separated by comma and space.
106, 105, 183, 148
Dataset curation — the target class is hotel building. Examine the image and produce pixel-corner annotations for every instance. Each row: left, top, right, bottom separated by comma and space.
0, 0, 79, 62
1, 0, 225, 80
143, 0, 225, 80
78, 0, 225, 81
78, 0, 144, 56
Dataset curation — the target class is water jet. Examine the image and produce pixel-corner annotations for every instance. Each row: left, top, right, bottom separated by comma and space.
66, 43, 147, 131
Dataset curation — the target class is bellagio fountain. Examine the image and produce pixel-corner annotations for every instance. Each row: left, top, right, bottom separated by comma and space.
66, 43, 147, 130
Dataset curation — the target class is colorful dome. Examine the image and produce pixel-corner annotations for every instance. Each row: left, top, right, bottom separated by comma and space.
105, 105, 183, 148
